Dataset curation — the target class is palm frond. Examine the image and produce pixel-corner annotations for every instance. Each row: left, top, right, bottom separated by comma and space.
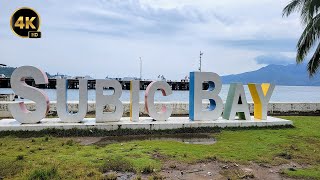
300, 0, 320, 25
296, 13, 320, 63
307, 42, 320, 77
283, 0, 305, 17
301, 0, 313, 24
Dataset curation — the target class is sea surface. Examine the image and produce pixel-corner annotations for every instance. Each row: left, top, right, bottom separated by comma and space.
1, 85, 320, 102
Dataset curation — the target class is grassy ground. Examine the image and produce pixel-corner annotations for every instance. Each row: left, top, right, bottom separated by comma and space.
0, 116, 319, 179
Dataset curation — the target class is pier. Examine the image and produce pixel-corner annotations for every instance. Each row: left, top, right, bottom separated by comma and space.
0, 78, 192, 90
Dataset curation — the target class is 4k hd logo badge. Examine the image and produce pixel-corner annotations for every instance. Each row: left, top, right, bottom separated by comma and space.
10, 7, 41, 38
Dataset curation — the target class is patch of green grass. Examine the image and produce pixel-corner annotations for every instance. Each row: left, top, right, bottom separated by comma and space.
284, 165, 320, 179
104, 172, 117, 180
28, 166, 59, 180
148, 173, 164, 180
0, 116, 319, 179
0, 159, 24, 178
100, 156, 134, 172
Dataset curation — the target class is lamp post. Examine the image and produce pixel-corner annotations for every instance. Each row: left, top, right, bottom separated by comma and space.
199, 51, 203, 72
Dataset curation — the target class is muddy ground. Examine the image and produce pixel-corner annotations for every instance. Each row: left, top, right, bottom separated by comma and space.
102, 160, 300, 180
73, 137, 301, 180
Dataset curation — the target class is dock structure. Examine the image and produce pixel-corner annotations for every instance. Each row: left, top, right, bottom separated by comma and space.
0, 78, 193, 90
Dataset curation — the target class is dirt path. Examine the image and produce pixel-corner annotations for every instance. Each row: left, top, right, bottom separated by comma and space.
157, 160, 300, 180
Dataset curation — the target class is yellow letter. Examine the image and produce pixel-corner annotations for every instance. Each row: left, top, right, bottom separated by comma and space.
248, 83, 275, 120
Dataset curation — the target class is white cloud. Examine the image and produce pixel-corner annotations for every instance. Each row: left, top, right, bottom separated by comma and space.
0, 0, 302, 80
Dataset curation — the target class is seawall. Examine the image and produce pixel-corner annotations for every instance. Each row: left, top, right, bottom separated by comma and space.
0, 101, 319, 118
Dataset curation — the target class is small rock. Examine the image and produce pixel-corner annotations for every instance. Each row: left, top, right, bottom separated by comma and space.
269, 170, 274, 173
207, 172, 212, 176
259, 163, 271, 168
180, 171, 184, 175
243, 168, 253, 173
222, 165, 229, 169
288, 167, 296, 171
26, 146, 30, 148
234, 163, 239, 167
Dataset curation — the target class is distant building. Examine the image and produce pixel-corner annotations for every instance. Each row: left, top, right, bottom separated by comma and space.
181, 75, 189, 82
84, 75, 94, 80
105, 77, 121, 81
74, 76, 85, 80
52, 73, 72, 79
122, 77, 139, 81
157, 75, 166, 81
105, 77, 138, 81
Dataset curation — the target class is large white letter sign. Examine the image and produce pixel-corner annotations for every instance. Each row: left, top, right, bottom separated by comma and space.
145, 81, 172, 121
130, 80, 140, 122
248, 83, 275, 120
9, 66, 49, 124
223, 83, 251, 120
56, 79, 88, 123
96, 80, 123, 122
189, 72, 223, 121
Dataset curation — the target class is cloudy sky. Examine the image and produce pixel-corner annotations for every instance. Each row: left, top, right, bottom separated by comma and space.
0, 0, 301, 80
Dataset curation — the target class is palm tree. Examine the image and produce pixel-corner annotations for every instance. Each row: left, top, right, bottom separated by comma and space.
283, 0, 320, 77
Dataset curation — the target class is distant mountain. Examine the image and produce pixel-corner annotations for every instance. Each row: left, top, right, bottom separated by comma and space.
0, 67, 53, 78
222, 64, 320, 86
2, 64, 320, 86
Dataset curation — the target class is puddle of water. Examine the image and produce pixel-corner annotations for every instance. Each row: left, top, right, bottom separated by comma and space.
94, 133, 216, 146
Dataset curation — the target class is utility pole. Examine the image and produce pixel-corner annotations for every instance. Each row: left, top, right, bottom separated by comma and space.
139, 57, 142, 80
199, 51, 203, 72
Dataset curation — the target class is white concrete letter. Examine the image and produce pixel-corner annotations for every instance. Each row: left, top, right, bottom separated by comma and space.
130, 80, 140, 122
57, 79, 88, 123
96, 79, 123, 122
9, 66, 49, 124
145, 81, 172, 121
189, 72, 223, 121
223, 83, 251, 120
